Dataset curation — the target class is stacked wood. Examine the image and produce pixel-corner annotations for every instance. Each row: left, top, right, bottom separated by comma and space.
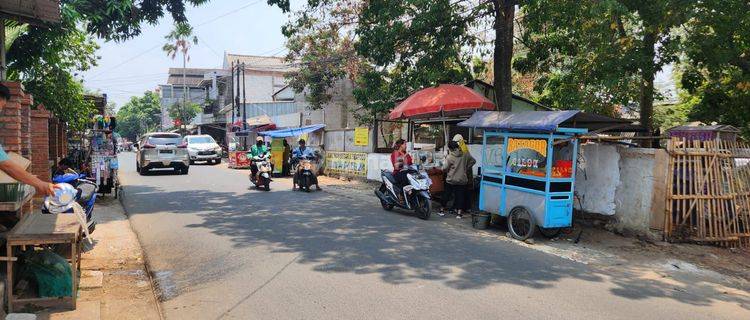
665, 138, 750, 248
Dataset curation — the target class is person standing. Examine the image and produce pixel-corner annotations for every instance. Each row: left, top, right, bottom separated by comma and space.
453, 134, 475, 213
0, 84, 57, 197
440, 140, 475, 219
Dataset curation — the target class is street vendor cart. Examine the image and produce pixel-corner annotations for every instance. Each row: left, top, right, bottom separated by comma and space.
458, 110, 624, 240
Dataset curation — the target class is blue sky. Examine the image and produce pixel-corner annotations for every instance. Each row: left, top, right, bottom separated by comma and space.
81, 0, 303, 108
80, 1, 676, 109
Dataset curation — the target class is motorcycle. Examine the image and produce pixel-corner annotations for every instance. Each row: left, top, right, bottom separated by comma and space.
374, 161, 433, 220
249, 152, 272, 191
43, 172, 97, 236
293, 153, 319, 192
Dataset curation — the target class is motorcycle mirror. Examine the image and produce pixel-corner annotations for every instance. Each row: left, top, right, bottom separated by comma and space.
420, 155, 427, 162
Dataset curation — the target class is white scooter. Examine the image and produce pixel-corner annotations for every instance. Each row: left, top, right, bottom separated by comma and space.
374, 160, 432, 220
250, 152, 272, 191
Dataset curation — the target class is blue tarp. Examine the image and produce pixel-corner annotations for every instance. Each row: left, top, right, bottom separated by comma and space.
258, 124, 326, 138
458, 110, 582, 132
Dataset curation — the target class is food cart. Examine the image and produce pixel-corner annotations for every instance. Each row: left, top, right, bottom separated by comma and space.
458, 110, 605, 240
88, 115, 119, 197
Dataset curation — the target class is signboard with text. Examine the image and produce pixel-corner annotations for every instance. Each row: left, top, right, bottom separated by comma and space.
354, 127, 369, 146
505, 138, 548, 177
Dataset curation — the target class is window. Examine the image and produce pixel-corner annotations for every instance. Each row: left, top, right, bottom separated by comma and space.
148, 134, 182, 146
482, 135, 504, 174
506, 138, 548, 177
188, 136, 216, 144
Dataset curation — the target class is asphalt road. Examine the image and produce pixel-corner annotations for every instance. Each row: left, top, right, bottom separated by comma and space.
117, 152, 749, 320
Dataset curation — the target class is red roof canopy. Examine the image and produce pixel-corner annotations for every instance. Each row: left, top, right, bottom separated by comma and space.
388, 84, 496, 120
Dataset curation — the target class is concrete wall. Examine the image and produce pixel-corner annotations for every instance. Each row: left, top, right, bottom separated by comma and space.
324, 129, 372, 153
575, 144, 668, 235
299, 79, 358, 131
367, 153, 393, 181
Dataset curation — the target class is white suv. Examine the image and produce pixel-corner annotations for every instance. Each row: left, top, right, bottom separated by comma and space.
184, 135, 222, 164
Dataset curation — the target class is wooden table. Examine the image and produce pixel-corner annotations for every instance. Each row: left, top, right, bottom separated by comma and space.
5, 213, 82, 312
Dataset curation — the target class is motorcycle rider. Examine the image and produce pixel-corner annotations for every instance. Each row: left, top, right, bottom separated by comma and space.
292, 139, 321, 190
390, 139, 412, 201
249, 136, 270, 181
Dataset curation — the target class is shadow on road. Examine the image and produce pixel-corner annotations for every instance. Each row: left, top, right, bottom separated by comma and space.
121, 183, 750, 310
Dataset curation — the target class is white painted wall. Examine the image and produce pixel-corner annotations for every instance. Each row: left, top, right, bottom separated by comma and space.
614, 148, 658, 233
574, 144, 620, 215
367, 153, 394, 181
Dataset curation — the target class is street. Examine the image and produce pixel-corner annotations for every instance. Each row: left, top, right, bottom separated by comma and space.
117, 152, 749, 320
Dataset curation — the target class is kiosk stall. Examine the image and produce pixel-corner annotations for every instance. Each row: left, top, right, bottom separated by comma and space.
458, 110, 629, 240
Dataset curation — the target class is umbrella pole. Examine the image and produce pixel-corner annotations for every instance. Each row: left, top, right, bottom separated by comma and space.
442, 110, 448, 155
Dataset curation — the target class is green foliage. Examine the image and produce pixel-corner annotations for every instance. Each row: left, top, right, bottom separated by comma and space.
162, 22, 198, 60
517, 0, 692, 123
116, 91, 162, 140
66, 0, 211, 41
282, 0, 360, 110
168, 102, 201, 128
678, 0, 750, 138
23, 70, 94, 131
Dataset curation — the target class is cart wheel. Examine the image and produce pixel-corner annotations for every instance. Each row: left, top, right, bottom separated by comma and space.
507, 206, 536, 240
538, 227, 561, 239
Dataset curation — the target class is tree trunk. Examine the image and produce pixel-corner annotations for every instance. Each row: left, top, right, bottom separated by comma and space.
639, 31, 657, 148
493, 0, 515, 111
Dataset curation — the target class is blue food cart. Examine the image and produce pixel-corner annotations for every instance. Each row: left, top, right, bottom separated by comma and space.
459, 110, 608, 240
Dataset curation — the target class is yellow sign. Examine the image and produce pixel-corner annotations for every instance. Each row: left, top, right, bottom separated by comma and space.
507, 138, 547, 157
325, 152, 367, 177
354, 127, 369, 146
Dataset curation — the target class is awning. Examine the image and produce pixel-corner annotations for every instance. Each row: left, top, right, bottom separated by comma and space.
458, 111, 633, 133
258, 124, 325, 138
389, 84, 496, 120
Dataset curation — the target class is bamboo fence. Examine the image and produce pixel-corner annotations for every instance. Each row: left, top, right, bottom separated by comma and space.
665, 138, 750, 247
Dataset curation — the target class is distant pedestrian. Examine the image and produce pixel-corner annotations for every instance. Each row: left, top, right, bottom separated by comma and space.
282, 139, 291, 176
440, 140, 475, 219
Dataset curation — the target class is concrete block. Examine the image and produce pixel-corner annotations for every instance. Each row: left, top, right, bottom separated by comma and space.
79, 270, 104, 289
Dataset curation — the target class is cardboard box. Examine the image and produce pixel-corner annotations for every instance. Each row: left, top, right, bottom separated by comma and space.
0, 152, 32, 183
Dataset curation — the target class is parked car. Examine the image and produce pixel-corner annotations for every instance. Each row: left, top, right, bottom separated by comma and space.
184, 134, 222, 164
136, 132, 190, 175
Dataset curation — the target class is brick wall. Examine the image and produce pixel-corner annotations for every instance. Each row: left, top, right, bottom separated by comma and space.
0, 82, 25, 154
20, 93, 33, 159
49, 118, 59, 163
31, 105, 51, 183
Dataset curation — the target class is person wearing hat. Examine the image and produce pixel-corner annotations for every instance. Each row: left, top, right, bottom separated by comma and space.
0, 84, 57, 197
452, 133, 475, 213
249, 136, 270, 179
292, 139, 320, 190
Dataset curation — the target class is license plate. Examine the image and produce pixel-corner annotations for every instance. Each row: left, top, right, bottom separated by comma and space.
159, 150, 173, 154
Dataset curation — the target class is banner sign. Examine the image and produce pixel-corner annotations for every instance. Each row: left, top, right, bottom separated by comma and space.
506, 138, 548, 176
270, 138, 284, 174
228, 151, 251, 169
325, 152, 367, 177
354, 127, 369, 146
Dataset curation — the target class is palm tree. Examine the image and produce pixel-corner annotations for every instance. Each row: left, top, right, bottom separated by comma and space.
162, 22, 198, 132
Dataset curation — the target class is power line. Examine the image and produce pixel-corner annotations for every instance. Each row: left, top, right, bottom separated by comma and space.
86, 0, 267, 81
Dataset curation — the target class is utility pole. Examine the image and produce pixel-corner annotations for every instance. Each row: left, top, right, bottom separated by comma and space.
230, 60, 235, 130
182, 48, 188, 134
242, 63, 247, 132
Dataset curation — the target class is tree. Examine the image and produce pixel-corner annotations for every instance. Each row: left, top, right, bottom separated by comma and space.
168, 102, 201, 133
162, 22, 198, 109
679, 0, 750, 137
116, 91, 163, 140
282, 0, 363, 111
516, 1, 693, 146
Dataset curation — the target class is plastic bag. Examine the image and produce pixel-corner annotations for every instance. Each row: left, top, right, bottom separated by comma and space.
20, 249, 72, 297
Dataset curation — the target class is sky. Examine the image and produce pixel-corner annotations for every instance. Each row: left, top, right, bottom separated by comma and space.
80, 0, 303, 109
80, 0, 677, 109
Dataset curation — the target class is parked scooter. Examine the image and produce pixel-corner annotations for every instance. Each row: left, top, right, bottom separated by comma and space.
250, 152, 272, 191
293, 152, 319, 192
43, 172, 97, 236
374, 159, 432, 220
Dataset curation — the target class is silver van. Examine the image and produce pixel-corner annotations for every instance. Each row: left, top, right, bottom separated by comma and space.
136, 132, 190, 175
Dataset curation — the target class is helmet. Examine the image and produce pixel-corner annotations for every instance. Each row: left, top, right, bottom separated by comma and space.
298, 139, 306, 144
256, 136, 264, 142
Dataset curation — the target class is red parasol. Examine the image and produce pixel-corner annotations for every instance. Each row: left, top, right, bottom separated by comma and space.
388, 84, 496, 120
